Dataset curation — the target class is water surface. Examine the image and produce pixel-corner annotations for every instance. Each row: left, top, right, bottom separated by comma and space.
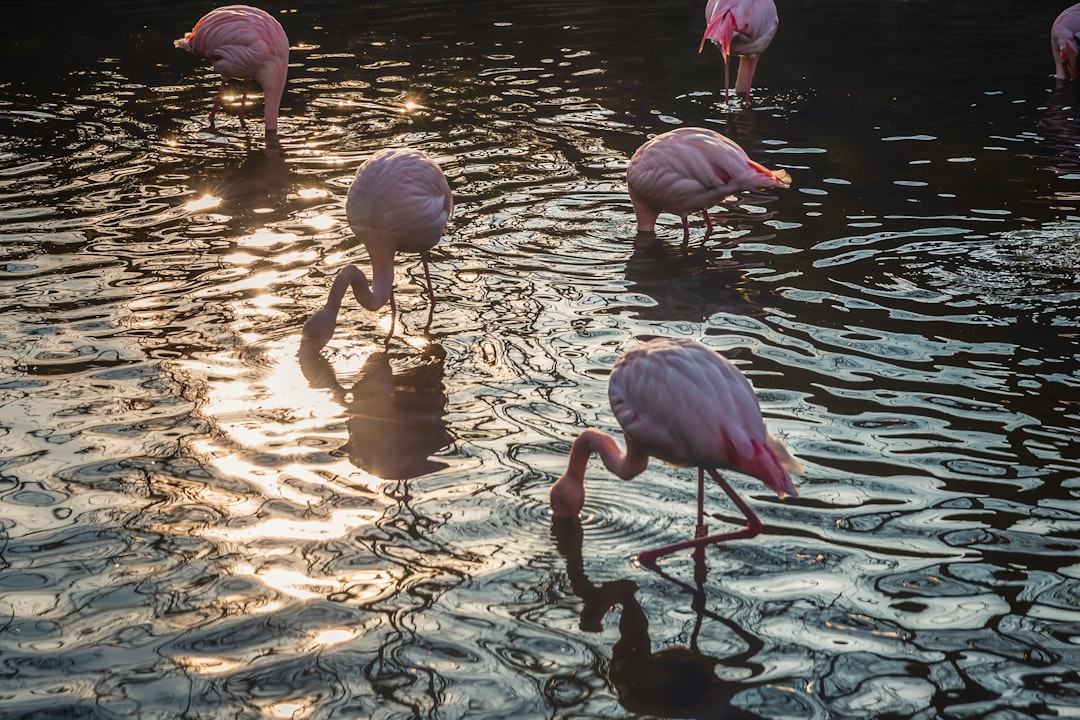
1, 1, 1079, 718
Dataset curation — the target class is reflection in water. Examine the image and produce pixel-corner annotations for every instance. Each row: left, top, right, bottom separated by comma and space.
214, 132, 290, 210
299, 343, 453, 480
552, 517, 767, 719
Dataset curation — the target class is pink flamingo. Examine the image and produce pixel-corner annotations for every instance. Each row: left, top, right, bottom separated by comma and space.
1052, 3, 1080, 80
175, 5, 289, 131
549, 337, 803, 566
626, 127, 791, 242
699, 0, 778, 102
301, 148, 453, 350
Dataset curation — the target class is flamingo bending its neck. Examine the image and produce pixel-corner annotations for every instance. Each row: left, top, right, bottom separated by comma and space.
626, 127, 790, 242
699, 0, 778, 102
549, 337, 803, 565
301, 148, 452, 350
175, 5, 289, 131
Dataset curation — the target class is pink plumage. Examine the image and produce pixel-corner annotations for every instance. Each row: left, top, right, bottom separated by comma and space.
1052, 3, 1080, 80
699, 0, 778, 102
626, 126, 790, 241
175, 5, 289, 131
301, 148, 453, 350
549, 337, 803, 565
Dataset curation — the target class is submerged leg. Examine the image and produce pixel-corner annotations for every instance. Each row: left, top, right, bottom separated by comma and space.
238, 80, 250, 125
208, 78, 228, 126
637, 468, 762, 566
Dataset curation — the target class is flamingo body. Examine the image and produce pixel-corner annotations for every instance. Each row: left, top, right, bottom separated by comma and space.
346, 148, 453, 309
626, 127, 790, 241
301, 148, 452, 349
175, 5, 289, 131
549, 337, 802, 564
1052, 3, 1080, 80
699, 0, 778, 101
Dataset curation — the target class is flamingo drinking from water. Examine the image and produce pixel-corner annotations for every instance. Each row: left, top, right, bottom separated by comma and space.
626, 126, 790, 242
549, 337, 803, 565
1052, 3, 1080, 80
301, 148, 453, 349
699, 0, 778, 102
175, 5, 289, 131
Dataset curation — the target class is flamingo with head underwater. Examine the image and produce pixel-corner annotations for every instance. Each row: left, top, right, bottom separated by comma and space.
301, 148, 453, 351
1052, 3, 1080, 80
549, 337, 803, 565
699, 0, 778, 103
626, 126, 790, 243
175, 4, 289, 131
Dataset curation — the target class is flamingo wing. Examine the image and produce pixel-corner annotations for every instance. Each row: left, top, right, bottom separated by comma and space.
609, 338, 800, 496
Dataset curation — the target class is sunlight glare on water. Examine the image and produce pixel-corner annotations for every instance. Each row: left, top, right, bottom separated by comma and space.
0, 0, 1078, 718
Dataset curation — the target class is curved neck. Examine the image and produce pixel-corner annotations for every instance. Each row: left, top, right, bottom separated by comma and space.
359, 246, 396, 311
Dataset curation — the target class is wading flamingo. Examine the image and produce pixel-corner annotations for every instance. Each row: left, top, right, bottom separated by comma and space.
1052, 3, 1080, 80
549, 337, 803, 566
699, 0, 778, 102
301, 148, 452, 348
626, 127, 790, 242
175, 5, 289, 131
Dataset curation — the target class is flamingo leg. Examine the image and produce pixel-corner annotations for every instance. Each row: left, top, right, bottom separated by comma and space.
239, 80, 250, 125
384, 291, 397, 346
208, 78, 228, 126
692, 467, 708, 560
637, 468, 763, 566
681, 215, 692, 245
701, 209, 714, 240
421, 252, 436, 307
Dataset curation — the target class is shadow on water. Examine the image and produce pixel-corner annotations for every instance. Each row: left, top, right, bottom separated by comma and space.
299, 342, 454, 480
551, 516, 770, 720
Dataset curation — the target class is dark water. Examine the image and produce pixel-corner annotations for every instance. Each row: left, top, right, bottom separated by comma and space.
1, 1, 1079, 717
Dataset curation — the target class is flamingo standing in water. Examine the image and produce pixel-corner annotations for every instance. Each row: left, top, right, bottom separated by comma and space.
1052, 3, 1080, 80
549, 337, 803, 565
301, 148, 453, 349
175, 5, 289, 131
626, 127, 790, 242
699, 0, 778, 102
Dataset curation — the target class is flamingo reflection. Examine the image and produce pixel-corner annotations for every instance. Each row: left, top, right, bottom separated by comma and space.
551, 517, 767, 719
298, 343, 453, 480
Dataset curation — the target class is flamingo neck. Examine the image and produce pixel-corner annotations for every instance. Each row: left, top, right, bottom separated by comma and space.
360, 246, 396, 311
550, 429, 650, 518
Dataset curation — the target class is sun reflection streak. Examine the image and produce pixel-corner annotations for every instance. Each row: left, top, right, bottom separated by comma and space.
184, 194, 222, 212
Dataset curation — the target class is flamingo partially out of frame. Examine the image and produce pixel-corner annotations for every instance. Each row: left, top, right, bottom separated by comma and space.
1052, 3, 1080, 80
549, 337, 803, 566
301, 148, 453, 350
175, 5, 289, 131
626, 127, 790, 242
699, 0, 778, 102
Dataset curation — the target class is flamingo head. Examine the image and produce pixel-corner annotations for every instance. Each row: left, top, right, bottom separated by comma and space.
549, 471, 585, 518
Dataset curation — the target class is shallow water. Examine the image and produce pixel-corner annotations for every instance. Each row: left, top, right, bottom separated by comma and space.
1, 0, 1079, 717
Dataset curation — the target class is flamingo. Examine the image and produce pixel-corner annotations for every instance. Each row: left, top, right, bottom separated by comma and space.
301, 148, 452, 349
1052, 3, 1080, 80
549, 337, 803, 566
699, 0, 778, 102
175, 5, 289, 131
626, 127, 790, 242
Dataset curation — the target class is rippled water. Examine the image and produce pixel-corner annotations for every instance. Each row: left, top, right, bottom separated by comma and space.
1, 0, 1079, 717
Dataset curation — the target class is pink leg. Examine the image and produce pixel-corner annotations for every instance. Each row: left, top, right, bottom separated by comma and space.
208, 78, 228, 126
637, 468, 763, 566
701, 209, 714, 238
681, 216, 691, 244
